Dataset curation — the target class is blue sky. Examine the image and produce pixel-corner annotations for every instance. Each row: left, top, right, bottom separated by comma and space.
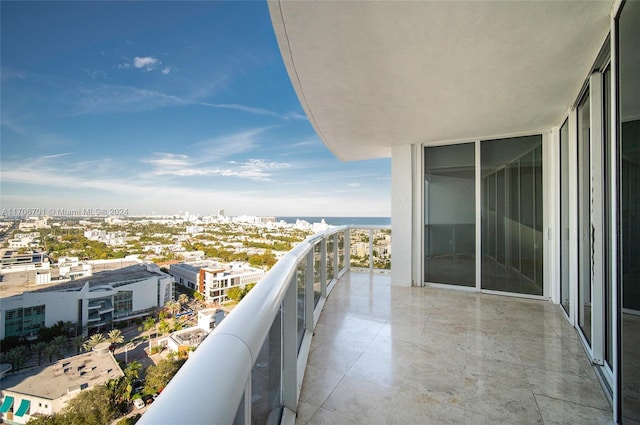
1, 1, 390, 217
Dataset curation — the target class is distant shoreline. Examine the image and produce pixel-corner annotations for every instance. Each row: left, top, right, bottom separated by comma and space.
276, 217, 390, 226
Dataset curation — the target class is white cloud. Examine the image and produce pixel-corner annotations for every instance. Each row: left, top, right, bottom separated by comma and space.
83, 68, 108, 80
194, 127, 270, 158
282, 112, 308, 121
144, 153, 190, 168
39, 152, 73, 160
142, 150, 290, 182
162, 67, 172, 75
348, 182, 361, 187
198, 102, 280, 117
73, 83, 187, 114
133, 56, 160, 71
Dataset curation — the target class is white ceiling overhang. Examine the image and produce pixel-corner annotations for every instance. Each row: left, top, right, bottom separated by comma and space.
269, 1, 612, 161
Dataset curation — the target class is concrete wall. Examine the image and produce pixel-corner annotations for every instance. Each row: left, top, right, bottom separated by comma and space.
391, 144, 414, 286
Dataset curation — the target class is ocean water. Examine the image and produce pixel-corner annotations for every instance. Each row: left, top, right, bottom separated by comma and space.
276, 217, 390, 226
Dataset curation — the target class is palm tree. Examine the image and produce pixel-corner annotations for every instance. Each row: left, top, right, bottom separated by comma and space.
82, 333, 106, 352
52, 335, 68, 355
71, 335, 86, 354
172, 319, 183, 332
107, 329, 124, 347
158, 320, 170, 336
165, 300, 180, 317
43, 343, 61, 364
178, 293, 189, 307
124, 360, 142, 380
3, 346, 31, 372
32, 341, 48, 365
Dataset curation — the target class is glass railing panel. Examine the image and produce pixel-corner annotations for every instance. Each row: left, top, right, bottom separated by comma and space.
313, 244, 322, 306
251, 308, 282, 425
338, 231, 345, 271
326, 236, 335, 282
349, 228, 370, 269
296, 260, 306, 351
372, 228, 391, 270
348, 227, 391, 271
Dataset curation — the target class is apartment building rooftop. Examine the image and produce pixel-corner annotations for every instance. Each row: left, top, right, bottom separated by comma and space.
0, 349, 123, 401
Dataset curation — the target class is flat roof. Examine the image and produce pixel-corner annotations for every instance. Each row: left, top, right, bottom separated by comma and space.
0, 350, 123, 400
0, 262, 155, 299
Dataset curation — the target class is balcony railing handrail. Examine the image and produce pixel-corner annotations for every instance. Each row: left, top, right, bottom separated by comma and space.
139, 224, 390, 425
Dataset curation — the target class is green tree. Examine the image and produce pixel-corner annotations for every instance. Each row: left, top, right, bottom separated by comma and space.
107, 329, 124, 347
143, 316, 156, 332
157, 320, 170, 336
144, 357, 186, 394
63, 383, 118, 425
32, 341, 48, 365
43, 343, 61, 363
124, 360, 142, 380
2, 346, 31, 372
71, 335, 86, 354
226, 286, 243, 303
177, 293, 189, 306
83, 333, 106, 352
52, 335, 68, 353
171, 319, 183, 332
165, 300, 180, 317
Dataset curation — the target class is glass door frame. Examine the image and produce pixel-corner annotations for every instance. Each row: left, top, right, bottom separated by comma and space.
566, 39, 615, 395
421, 136, 549, 300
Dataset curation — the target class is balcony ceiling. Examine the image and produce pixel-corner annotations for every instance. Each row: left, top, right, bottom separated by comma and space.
269, 1, 612, 161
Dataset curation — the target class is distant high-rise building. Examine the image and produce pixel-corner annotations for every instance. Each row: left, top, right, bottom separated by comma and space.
217, 209, 224, 217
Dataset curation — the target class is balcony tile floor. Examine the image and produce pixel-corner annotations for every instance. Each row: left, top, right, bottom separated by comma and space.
296, 272, 613, 425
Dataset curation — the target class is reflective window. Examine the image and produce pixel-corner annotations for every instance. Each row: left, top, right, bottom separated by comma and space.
424, 143, 475, 286
481, 135, 543, 295
619, 1, 640, 421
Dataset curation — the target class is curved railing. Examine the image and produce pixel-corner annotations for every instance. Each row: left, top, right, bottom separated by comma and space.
140, 225, 390, 425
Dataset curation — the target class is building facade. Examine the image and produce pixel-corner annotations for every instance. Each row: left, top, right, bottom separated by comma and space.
270, 1, 639, 422
0, 263, 173, 340
170, 261, 265, 304
0, 348, 123, 424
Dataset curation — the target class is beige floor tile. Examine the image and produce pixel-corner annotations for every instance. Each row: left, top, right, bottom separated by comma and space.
296, 272, 613, 425
535, 394, 614, 425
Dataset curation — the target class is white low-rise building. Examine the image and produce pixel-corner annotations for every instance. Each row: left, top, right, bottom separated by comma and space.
0, 347, 123, 424
0, 263, 173, 340
170, 261, 264, 304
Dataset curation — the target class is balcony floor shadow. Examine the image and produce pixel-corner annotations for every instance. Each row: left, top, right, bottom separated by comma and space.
296, 272, 613, 425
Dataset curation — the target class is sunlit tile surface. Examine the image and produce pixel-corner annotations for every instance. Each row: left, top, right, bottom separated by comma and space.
297, 272, 613, 425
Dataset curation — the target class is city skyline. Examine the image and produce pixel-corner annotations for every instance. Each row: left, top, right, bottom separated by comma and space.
0, 1, 391, 217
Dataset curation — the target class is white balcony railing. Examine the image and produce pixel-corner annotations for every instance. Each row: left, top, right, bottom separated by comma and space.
139, 225, 390, 425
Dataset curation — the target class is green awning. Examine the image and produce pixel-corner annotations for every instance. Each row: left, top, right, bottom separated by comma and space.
15, 399, 30, 417
0, 395, 14, 413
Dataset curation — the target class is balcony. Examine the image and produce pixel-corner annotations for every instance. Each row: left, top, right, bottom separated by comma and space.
296, 272, 611, 424
140, 226, 612, 425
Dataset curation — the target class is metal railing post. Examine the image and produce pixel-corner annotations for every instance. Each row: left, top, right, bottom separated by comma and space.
369, 228, 374, 271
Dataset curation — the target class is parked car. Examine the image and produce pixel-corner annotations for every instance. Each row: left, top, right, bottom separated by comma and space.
133, 397, 145, 410
132, 379, 144, 393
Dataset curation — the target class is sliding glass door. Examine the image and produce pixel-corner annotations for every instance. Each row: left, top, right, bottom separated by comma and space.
424, 143, 475, 287
577, 89, 592, 346
481, 136, 543, 295
424, 137, 544, 296
619, 1, 640, 421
